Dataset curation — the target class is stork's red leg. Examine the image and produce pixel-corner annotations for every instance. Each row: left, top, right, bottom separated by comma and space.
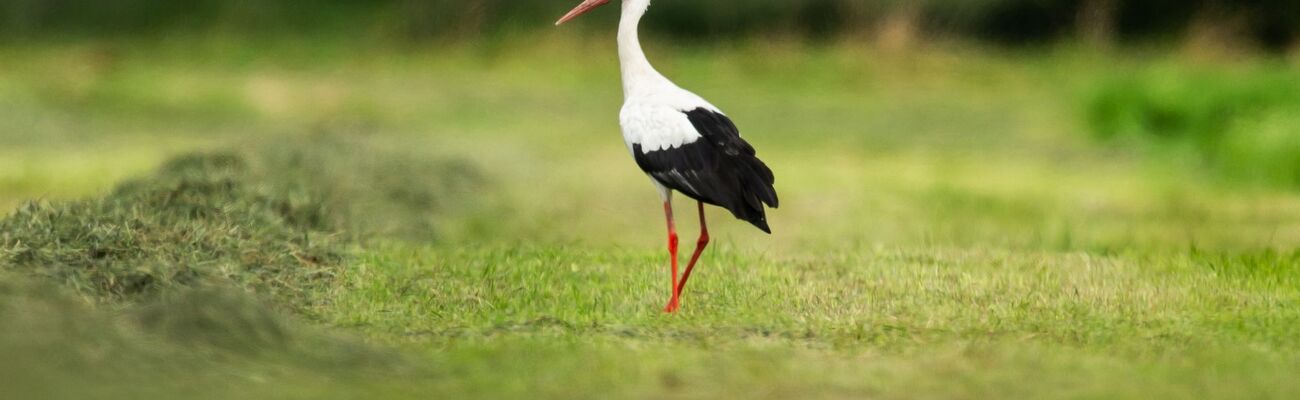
663, 201, 681, 313
674, 201, 710, 305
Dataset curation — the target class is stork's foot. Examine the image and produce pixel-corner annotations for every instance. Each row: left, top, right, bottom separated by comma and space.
663, 297, 680, 313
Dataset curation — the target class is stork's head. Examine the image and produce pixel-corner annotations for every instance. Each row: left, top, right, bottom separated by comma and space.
554, 0, 612, 26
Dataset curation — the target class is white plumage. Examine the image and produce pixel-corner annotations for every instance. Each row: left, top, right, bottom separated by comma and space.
620, 103, 709, 153
615, 0, 719, 155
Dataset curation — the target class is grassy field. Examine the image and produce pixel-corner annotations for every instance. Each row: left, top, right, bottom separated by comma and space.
2, 36, 1300, 399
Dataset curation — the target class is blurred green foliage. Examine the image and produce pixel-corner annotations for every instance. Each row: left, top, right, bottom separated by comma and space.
2, 0, 1296, 48
1085, 65, 1300, 187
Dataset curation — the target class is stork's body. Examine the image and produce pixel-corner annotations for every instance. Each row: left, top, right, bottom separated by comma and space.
558, 0, 778, 313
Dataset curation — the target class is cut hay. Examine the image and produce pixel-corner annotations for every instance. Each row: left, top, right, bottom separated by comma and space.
0, 134, 480, 304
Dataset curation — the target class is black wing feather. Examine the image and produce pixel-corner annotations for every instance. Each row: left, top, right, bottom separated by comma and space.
632, 108, 778, 233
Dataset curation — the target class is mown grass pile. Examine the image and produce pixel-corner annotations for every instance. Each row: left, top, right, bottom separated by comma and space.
0, 133, 479, 304
0, 133, 479, 398
2, 152, 342, 302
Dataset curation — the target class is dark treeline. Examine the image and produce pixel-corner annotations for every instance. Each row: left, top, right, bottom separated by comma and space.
2, 0, 1296, 50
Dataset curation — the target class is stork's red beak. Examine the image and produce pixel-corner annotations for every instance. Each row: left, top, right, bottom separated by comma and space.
555, 0, 611, 26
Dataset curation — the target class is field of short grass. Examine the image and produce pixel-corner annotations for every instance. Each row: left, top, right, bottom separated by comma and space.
3, 37, 1299, 399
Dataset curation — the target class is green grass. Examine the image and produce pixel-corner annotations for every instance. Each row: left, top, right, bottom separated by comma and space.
2, 37, 1300, 398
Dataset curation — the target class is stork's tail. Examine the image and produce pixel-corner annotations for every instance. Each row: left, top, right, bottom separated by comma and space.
726, 154, 778, 234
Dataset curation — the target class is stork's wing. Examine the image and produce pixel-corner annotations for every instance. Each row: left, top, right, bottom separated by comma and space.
632, 107, 778, 233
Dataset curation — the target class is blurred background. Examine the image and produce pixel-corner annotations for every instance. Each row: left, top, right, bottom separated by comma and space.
2, 1, 1300, 398
2, 0, 1297, 48
3, 0, 1299, 246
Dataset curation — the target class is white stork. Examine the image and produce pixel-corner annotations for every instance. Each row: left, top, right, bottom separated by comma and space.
556, 0, 779, 313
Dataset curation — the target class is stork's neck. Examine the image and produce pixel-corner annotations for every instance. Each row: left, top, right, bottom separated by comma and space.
617, 0, 670, 98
